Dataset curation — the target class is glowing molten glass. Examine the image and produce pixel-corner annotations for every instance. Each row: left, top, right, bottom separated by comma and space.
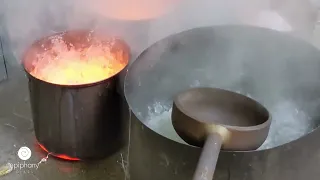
38, 143, 80, 161
27, 34, 128, 85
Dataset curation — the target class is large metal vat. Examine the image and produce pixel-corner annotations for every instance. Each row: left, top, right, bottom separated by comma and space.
125, 25, 320, 180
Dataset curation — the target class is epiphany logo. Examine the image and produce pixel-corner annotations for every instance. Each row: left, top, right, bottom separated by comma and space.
9, 146, 41, 173
1, 146, 50, 176
17, 147, 32, 161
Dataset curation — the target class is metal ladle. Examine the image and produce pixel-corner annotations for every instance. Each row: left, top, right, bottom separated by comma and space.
171, 87, 271, 180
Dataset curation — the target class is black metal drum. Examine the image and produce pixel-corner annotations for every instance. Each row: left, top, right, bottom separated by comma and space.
22, 30, 130, 160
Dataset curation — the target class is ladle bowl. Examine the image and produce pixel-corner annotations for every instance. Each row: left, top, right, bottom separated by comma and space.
172, 87, 271, 180
172, 87, 271, 150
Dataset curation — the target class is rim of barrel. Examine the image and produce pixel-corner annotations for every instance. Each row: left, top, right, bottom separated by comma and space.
22, 29, 131, 88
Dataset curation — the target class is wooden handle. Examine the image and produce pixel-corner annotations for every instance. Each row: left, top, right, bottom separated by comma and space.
193, 133, 222, 180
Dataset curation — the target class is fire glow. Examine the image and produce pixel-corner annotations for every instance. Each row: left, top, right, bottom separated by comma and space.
25, 32, 129, 85
38, 143, 80, 161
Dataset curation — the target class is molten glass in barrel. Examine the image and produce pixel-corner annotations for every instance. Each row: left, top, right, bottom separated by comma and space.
28, 36, 127, 85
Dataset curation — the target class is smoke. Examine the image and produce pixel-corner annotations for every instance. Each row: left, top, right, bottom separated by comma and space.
2, 0, 97, 61
0, 0, 317, 65
1, 0, 180, 63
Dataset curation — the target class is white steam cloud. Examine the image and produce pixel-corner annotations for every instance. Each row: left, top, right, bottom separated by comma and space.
0, 0, 317, 65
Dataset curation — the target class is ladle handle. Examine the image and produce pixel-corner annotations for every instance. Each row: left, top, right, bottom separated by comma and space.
193, 133, 222, 180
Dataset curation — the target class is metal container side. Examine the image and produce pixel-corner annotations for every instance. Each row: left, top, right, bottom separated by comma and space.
22, 30, 130, 160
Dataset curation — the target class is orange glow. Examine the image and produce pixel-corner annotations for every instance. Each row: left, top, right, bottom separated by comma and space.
28, 39, 127, 85
38, 143, 80, 161
91, 0, 181, 20
23, 31, 129, 86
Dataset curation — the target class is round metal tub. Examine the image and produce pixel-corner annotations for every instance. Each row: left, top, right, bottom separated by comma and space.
125, 25, 320, 180
22, 30, 130, 160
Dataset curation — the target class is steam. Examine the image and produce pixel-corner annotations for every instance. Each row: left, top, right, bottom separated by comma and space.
1, 0, 317, 65
2, 0, 97, 61
1, 0, 181, 63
